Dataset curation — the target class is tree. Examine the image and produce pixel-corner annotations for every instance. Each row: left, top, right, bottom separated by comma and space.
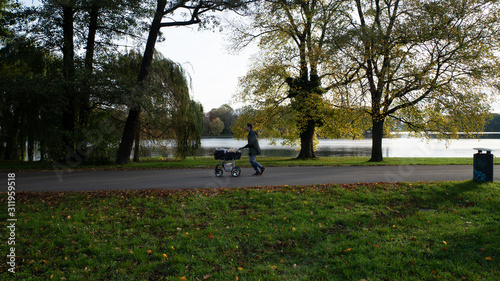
7, 0, 153, 160
231, 0, 353, 159
209, 117, 225, 135
101, 51, 201, 161
205, 104, 237, 135
173, 100, 204, 159
0, 38, 65, 161
484, 114, 500, 132
116, 0, 249, 164
332, 0, 500, 162
0, 0, 14, 39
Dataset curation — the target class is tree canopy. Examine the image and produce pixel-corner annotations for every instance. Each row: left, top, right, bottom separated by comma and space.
232, 0, 500, 161
231, 0, 368, 158
330, 0, 500, 161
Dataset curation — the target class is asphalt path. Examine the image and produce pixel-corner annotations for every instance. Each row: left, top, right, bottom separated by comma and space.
2, 165, 497, 192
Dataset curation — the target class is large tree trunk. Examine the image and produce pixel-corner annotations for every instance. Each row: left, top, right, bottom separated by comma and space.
297, 119, 316, 159
116, 0, 166, 164
117, 109, 140, 164
369, 117, 385, 162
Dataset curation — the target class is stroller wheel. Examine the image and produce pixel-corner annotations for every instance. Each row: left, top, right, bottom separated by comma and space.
231, 166, 241, 177
215, 168, 223, 177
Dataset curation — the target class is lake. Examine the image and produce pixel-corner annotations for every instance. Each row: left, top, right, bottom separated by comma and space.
144, 135, 500, 158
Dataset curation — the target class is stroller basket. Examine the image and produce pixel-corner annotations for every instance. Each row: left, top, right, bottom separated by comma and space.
214, 148, 242, 160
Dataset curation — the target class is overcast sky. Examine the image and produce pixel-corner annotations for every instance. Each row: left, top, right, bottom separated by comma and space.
157, 25, 253, 112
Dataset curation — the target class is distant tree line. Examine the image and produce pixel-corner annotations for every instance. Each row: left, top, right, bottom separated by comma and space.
203, 104, 238, 136
484, 114, 500, 132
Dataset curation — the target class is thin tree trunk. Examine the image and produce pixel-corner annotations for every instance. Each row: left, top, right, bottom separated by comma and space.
28, 135, 34, 161
62, 4, 76, 150
133, 119, 140, 162
116, 0, 166, 165
80, 3, 99, 128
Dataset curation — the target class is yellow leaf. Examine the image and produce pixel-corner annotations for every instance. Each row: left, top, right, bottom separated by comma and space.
485, 257, 493, 260
163, 254, 168, 258
443, 241, 447, 245
180, 277, 187, 281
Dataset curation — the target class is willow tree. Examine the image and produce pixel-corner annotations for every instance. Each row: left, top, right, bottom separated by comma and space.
116, 0, 248, 164
231, 0, 356, 159
102, 51, 202, 161
332, 0, 500, 162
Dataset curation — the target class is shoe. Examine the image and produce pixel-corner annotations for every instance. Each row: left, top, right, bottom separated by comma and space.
260, 167, 266, 175
252, 172, 261, 176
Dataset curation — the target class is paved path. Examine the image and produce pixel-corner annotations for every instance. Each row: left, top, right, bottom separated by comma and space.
2, 165, 497, 192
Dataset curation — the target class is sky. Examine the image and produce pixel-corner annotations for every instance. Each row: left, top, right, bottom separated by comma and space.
156, 25, 253, 111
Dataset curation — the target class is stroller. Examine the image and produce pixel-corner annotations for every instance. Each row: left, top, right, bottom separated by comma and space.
214, 148, 242, 177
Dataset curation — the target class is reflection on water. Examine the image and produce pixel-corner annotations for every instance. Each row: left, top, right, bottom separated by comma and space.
144, 136, 500, 158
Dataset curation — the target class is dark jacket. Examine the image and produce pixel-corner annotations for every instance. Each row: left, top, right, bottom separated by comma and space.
243, 129, 261, 156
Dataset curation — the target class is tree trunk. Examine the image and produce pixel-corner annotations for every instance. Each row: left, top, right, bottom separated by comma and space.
297, 119, 316, 159
4, 125, 19, 161
80, 3, 99, 128
369, 117, 384, 162
133, 119, 140, 162
116, 0, 166, 164
28, 134, 34, 161
116, 109, 140, 164
62, 4, 76, 150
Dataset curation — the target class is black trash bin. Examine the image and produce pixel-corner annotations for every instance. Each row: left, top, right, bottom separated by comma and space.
473, 148, 494, 182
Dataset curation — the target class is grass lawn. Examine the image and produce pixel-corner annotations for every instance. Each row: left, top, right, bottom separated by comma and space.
1, 181, 498, 280
2, 156, 498, 172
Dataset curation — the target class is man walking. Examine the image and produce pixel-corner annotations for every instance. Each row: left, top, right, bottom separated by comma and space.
240, 123, 266, 176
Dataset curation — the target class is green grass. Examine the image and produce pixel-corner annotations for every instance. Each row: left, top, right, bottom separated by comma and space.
2, 181, 498, 280
2, 156, 497, 172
